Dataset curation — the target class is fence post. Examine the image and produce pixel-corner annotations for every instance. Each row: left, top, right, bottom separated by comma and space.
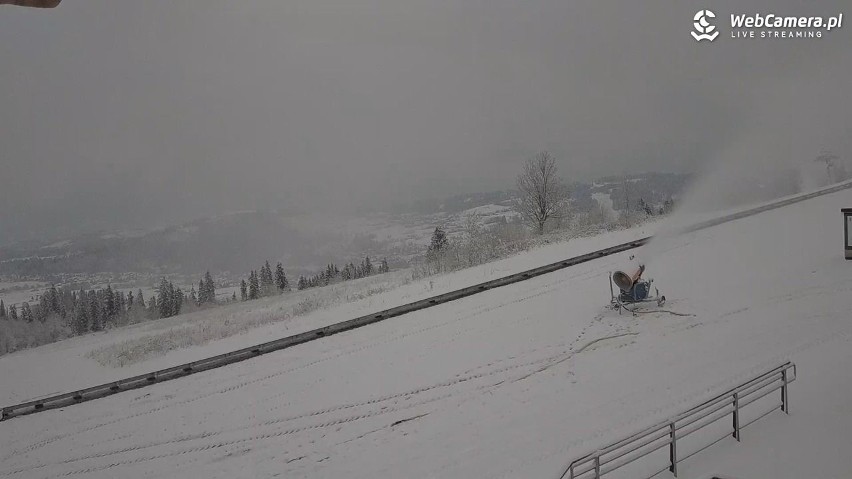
781, 369, 789, 414
669, 421, 678, 477
732, 392, 740, 441
594, 455, 601, 479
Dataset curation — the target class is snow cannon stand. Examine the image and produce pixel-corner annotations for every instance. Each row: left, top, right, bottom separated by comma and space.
609, 263, 665, 315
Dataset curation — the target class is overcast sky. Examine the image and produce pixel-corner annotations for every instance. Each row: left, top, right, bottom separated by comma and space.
1, 0, 850, 242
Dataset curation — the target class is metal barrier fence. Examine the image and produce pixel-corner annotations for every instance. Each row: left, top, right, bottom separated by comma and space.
561, 362, 796, 479
3, 179, 848, 422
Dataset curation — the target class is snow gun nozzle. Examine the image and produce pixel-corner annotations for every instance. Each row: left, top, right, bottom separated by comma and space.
612, 264, 645, 293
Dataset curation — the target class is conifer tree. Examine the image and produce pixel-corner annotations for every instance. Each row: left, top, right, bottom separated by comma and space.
0, 299, 5, 319
9, 304, 18, 321
74, 295, 90, 334
47, 284, 60, 315
173, 285, 183, 316
89, 291, 102, 331
203, 271, 216, 303
105, 285, 116, 322
21, 302, 33, 323
428, 227, 448, 254
116, 291, 126, 321
260, 261, 274, 295
249, 270, 260, 300
158, 278, 172, 318
147, 294, 158, 319
275, 262, 288, 292
137, 289, 145, 309
240, 279, 248, 301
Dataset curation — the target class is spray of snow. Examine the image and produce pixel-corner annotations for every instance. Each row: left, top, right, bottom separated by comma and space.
638, 69, 851, 268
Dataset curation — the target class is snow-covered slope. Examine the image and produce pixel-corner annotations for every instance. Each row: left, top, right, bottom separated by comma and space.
0, 222, 661, 406
1, 188, 850, 479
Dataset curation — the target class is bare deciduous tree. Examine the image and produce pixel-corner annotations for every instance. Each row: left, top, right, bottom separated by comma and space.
516, 151, 570, 234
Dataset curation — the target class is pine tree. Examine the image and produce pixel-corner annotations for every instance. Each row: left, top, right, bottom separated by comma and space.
364, 257, 373, 276
137, 289, 145, 309
428, 227, 448, 254
147, 294, 158, 319
104, 285, 116, 323
73, 294, 90, 334
36, 302, 49, 323
248, 271, 260, 300
231, 291, 237, 302
203, 271, 216, 303
380, 258, 389, 273
240, 279, 248, 301
173, 286, 183, 316
127, 290, 134, 310
47, 284, 60, 315
297, 275, 307, 290
59, 289, 69, 319
198, 279, 206, 303
260, 261, 274, 295
158, 278, 172, 318
189, 286, 197, 305
0, 299, 5, 319
275, 262, 288, 292
9, 304, 18, 321
116, 291, 126, 320
89, 291, 103, 331
21, 302, 34, 323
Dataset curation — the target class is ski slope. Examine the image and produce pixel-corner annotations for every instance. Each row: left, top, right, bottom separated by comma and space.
0, 222, 661, 407
1, 188, 851, 479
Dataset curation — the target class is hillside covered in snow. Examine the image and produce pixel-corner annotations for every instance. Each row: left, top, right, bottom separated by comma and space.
0, 183, 850, 479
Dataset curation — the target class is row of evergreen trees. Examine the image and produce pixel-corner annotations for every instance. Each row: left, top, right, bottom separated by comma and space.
232, 257, 390, 302
295, 257, 389, 291
238, 261, 289, 301
0, 257, 393, 355
0, 271, 222, 334
0, 284, 150, 334
0, 256, 393, 329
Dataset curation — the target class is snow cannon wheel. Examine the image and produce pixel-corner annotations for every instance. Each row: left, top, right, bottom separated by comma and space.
657, 296, 666, 307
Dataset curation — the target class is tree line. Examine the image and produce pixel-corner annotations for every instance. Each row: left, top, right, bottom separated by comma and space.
0, 256, 392, 356
238, 257, 389, 301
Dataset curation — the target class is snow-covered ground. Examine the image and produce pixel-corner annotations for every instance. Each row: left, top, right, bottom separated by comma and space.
0, 221, 662, 406
0, 188, 850, 479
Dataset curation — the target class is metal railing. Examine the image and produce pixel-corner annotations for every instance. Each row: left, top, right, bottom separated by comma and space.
4, 179, 846, 422
561, 361, 796, 479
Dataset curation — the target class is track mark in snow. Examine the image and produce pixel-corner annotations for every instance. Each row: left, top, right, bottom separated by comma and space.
490, 325, 852, 479
574, 332, 639, 354
390, 413, 430, 427
3, 268, 608, 463
4, 310, 616, 479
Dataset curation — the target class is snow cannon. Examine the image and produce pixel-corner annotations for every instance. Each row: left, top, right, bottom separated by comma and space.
612, 264, 645, 293
609, 259, 665, 314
